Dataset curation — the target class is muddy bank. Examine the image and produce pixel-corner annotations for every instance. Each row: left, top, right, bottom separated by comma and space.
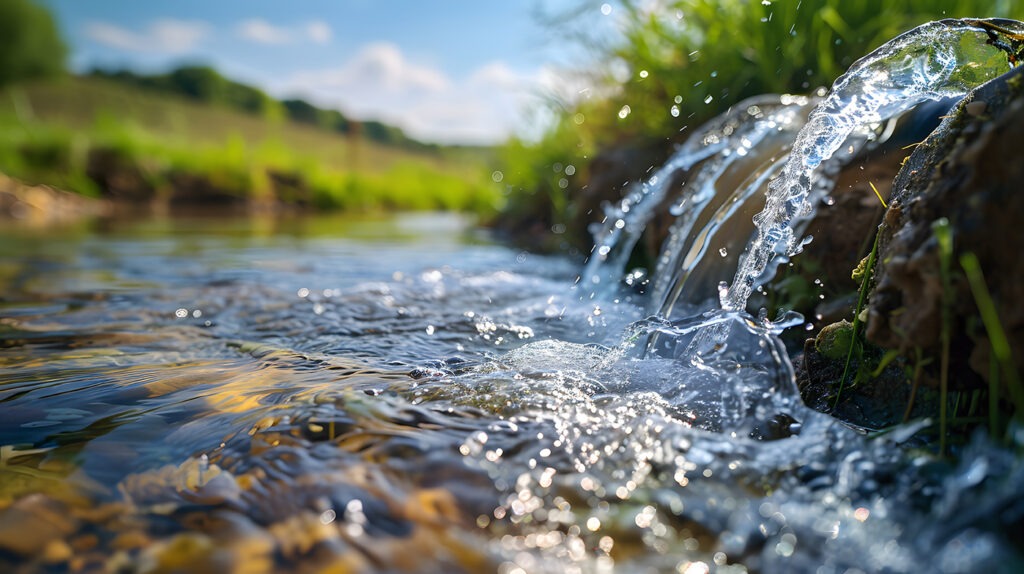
0, 172, 110, 225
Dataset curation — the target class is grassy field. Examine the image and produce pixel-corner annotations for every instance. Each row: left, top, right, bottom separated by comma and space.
0, 76, 501, 213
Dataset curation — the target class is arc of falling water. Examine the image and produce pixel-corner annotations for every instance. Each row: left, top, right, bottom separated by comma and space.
580, 95, 809, 295
721, 18, 1024, 313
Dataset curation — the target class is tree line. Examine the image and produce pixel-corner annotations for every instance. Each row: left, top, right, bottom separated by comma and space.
87, 65, 438, 152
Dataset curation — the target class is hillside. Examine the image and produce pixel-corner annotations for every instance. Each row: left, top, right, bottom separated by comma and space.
0, 76, 499, 213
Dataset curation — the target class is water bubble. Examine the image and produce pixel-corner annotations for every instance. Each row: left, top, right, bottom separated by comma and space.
600, 3, 612, 15
719, 247, 728, 257
671, 105, 680, 117
297, 287, 310, 298
618, 105, 631, 119
639, 70, 649, 79
573, 113, 585, 125
491, 170, 504, 183
191, 309, 202, 318
174, 308, 188, 318
564, 164, 576, 176
704, 95, 713, 104
425, 325, 435, 335
674, 95, 683, 104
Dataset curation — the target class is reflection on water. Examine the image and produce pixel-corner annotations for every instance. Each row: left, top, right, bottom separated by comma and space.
0, 213, 1020, 573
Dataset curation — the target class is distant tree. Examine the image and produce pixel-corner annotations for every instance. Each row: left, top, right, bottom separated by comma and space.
0, 0, 67, 86
224, 80, 279, 118
283, 99, 350, 132
165, 65, 227, 103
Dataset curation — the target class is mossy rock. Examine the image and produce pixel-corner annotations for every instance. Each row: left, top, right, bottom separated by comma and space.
814, 319, 855, 361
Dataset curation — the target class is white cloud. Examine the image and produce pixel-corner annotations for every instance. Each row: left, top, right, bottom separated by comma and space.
236, 18, 291, 45
278, 43, 586, 144
236, 18, 333, 46
305, 21, 332, 45
289, 42, 449, 95
85, 19, 210, 54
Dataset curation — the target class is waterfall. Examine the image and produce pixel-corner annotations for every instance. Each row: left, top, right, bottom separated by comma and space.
587, 18, 1024, 328
722, 18, 1024, 312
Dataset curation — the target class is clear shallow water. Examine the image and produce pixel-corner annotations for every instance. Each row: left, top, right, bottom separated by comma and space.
1, 212, 1021, 573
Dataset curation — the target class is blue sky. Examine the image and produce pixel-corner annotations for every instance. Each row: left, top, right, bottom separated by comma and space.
38, 0, 613, 144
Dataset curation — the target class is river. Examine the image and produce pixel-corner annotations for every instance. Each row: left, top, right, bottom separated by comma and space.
1, 211, 1020, 573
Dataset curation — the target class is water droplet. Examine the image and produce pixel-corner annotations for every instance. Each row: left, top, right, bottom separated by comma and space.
717, 281, 730, 307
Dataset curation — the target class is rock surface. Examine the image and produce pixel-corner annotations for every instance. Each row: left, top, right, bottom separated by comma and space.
867, 64, 1024, 391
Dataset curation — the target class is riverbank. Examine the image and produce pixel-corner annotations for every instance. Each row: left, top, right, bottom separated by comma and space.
0, 77, 501, 216
0, 171, 109, 225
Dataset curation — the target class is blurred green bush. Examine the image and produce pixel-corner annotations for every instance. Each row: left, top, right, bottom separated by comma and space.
499, 0, 1024, 247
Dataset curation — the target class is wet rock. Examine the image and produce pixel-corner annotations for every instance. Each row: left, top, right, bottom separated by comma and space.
0, 493, 78, 557
867, 64, 1024, 390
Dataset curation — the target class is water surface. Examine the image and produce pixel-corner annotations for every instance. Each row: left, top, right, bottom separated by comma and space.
1, 213, 1021, 573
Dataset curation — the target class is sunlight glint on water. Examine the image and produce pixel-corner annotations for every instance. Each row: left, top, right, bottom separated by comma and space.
2, 17, 1024, 574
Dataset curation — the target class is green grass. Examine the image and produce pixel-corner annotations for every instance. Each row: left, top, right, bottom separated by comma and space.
0, 76, 501, 214
501, 1, 1024, 241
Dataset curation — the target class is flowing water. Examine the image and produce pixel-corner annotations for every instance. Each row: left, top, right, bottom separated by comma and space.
3, 18, 1024, 574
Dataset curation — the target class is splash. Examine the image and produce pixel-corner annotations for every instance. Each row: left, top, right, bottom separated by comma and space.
649, 95, 815, 317
580, 94, 812, 295
721, 18, 1024, 311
